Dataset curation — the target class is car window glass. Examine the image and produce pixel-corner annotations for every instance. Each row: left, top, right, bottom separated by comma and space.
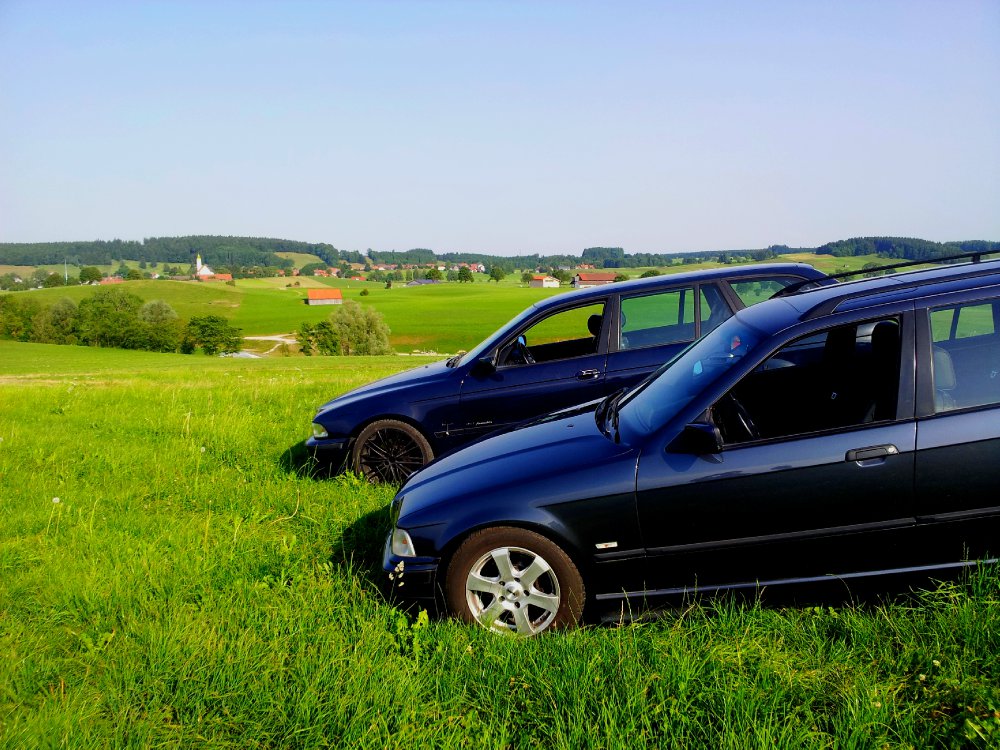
618, 315, 765, 435
729, 277, 804, 307
929, 300, 1000, 413
713, 317, 902, 444
700, 284, 732, 334
499, 302, 605, 367
620, 287, 695, 350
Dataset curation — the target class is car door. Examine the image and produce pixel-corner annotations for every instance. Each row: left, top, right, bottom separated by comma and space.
458, 300, 609, 439
633, 311, 918, 596
912, 290, 1000, 566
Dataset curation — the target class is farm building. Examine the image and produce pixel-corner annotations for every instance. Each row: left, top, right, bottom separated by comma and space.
529, 275, 560, 288
572, 272, 618, 288
305, 288, 343, 305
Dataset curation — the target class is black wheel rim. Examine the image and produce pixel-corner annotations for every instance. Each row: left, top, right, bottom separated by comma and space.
357, 428, 426, 483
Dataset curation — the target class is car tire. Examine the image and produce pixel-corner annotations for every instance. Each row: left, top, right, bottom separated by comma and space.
445, 527, 585, 636
351, 419, 433, 484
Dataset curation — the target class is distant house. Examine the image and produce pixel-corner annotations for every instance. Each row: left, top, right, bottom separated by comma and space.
99, 276, 124, 285
305, 288, 343, 305
213, 273, 233, 282
530, 274, 560, 289
313, 269, 329, 277
406, 279, 440, 287
572, 272, 618, 289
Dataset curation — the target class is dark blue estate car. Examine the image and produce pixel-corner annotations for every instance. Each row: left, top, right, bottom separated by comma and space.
307, 263, 825, 481
384, 257, 1000, 635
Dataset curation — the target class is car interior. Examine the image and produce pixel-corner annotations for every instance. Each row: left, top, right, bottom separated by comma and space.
712, 317, 903, 444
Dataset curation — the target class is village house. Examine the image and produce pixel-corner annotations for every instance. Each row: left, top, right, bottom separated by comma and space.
571, 272, 619, 289
305, 288, 343, 305
529, 274, 560, 289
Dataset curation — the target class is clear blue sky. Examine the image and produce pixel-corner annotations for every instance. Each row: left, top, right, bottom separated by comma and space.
1, 0, 998, 256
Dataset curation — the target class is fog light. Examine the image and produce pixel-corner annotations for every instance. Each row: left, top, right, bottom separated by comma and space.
311, 423, 329, 439
391, 529, 417, 557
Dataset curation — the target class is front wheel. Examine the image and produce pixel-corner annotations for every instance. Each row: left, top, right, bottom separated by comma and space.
351, 419, 433, 484
445, 527, 585, 636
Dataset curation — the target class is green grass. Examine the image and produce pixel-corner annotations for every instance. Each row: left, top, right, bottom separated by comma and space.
1, 341, 998, 748
274, 251, 325, 268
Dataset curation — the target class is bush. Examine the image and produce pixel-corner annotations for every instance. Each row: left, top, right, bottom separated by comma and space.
76, 287, 145, 348
183, 315, 243, 356
297, 300, 392, 356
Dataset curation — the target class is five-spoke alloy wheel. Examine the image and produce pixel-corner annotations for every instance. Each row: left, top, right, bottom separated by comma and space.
351, 419, 433, 484
445, 527, 584, 636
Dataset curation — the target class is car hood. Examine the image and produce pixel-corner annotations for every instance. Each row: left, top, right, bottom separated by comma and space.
315, 358, 455, 414
397, 402, 638, 522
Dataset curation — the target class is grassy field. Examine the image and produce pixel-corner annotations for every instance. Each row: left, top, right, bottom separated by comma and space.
1, 341, 998, 748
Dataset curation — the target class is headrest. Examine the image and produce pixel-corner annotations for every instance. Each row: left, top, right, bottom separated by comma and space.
588, 314, 603, 337
933, 346, 956, 390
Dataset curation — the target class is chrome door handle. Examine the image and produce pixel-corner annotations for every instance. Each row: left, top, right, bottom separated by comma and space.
576, 369, 600, 380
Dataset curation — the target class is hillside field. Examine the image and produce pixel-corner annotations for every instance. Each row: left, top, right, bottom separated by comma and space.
1, 341, 998, 748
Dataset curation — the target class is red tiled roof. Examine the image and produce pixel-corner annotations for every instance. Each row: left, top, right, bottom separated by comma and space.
307, 288, 343, 300
576, 272, 618, 281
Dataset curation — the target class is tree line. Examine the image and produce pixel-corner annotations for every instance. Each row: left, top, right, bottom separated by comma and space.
0, 287, 242, 355
0, 236, 365, 271
4, 235, 997, 275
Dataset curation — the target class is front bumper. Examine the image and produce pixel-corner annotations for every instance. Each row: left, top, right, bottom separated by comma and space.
382, 533, 441, 611
305, 435, 351, 473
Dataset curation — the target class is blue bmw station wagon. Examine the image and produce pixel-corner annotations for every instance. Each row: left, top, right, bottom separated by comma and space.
384, 255, 1000, 635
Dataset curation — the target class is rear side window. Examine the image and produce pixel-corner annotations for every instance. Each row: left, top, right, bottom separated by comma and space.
928, 300, 1000, 412
620, 287, 696, 350
729, 277, 806, 308
619, 284, 733, 350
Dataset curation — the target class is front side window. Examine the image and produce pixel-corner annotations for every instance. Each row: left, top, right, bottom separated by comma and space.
929, 299, 1000, 412
499, 302, 606, 367
713, 317, 902, 444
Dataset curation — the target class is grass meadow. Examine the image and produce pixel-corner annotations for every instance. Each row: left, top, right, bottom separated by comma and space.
1, 341, 998, 748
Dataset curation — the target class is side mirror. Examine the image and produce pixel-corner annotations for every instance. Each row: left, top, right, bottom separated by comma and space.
667, 422, 723, 455
470, 357, 496, 378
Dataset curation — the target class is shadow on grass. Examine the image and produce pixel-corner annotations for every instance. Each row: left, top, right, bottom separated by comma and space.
614, 566, 984, 625
279, 439, 344, 479
329, 505, 392, 592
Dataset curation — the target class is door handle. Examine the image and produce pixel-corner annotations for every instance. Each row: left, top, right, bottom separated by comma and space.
845, 444, 899, 462
576, 369, 600, 380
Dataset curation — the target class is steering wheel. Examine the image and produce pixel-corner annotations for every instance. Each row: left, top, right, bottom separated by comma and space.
721, 393, 759, 441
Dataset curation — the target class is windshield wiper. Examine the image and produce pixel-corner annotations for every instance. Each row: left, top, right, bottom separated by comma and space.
445, 353, 464, 368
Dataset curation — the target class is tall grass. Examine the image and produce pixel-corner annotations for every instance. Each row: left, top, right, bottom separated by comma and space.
1, 342, 998, 748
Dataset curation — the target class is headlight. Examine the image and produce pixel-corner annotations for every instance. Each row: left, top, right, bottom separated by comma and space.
391, 528, 417, 557
311, 423, 329, 439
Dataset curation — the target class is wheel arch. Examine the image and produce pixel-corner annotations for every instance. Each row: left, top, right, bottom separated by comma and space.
436, 517, 591, 592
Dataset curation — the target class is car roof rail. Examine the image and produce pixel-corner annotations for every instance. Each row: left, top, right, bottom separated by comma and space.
772, 249, 1000, 298
800, 255, 1000, 320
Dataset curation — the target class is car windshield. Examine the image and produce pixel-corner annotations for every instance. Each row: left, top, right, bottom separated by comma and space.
450, 305, 540, 366
617, 314, 765, 435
